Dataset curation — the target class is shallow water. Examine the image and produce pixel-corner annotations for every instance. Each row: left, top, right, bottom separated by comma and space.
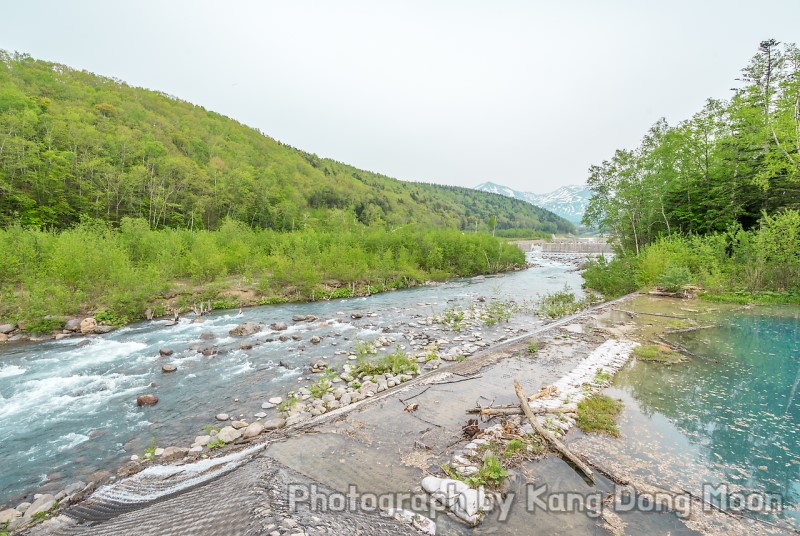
0, 252, 586, 506
611, 306, 800, 529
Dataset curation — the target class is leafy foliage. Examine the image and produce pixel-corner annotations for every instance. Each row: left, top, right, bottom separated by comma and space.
0, 50, 572, 234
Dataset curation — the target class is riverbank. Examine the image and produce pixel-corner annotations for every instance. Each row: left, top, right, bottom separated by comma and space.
9, 264, 791, 535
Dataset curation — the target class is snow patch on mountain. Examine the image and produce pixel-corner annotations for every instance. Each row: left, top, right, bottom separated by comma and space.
474, 181, 591, 224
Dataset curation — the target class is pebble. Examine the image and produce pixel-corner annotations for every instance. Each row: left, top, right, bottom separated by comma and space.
215, 413, 230, 421
268, 396, 283, 405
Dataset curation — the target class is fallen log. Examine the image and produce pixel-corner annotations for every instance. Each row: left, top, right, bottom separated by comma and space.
656, 335, 718, 363
663, 324, 719, 334
466, 406, 572, 416
528, 385, 557, 401
617, 309, 692, 320
514, 379, 594, 483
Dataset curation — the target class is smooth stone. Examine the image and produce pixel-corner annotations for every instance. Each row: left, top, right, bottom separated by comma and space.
63, 481, 85, 495
0, 509, 20, 524
94, 325, 115, 334
261, 402, 275, 409
130, 454, 139, 461
79, 317, 97, 334
189, 445, 203, 453
136, 394, 159, 406
23, 494, 56, 521
310, 336, 321, 344
254, 412, 267, 419
262, 417, 286, 431
229, 322, 260, 337
215, 413, 230, 421
0, 323, 16, 334
285, 412, 311, 427
63, 319, 81, 332
160, 446, 189, 461
231, 420, 249, 429
268, 397, 283, 405
15, 502, 31, 513
194, 435, 211, 446
161, 364, 177, 373
270, 322, 288, 331
239, 342, 253, 350
217, 426, 241, 443
159, 347, 174, 356
339, 393, 352, 405
242, 422, 265, 438
154, 447, 165, 456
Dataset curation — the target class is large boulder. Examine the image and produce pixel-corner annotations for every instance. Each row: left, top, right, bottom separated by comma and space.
0, 509, 20, 524
136, 394, 159, 407
159, 446, 189, 462
22, 494, 56, 521
63, 319, 81, 332
229, 322, 261, 337
242, 422, 265, 438
217, 426, 241, 443
79, 318, 97, 335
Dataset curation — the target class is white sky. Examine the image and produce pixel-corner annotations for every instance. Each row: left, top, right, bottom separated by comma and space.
1, 0, 798, 193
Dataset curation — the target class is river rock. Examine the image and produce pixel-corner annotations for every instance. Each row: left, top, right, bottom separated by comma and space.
239, 342, 253, 350
62, 481, 86, 495
310, 359, 327, 371
161, 364, 177, 373
160, 446, 189, 461
310, 336, 321, 345
285, 412, 311, 427
136, 394, 159, 406
242, 421, 265, 438
229, 322, 260, 337
231, 420, 249, 429
159, 347, 174, 356
63, 319, 81, 332
215, 413, 230, 421
0, 333, 7, 343
0, 323, 15, 334
268, 396, 283, 405
270, 322, 288, 331
15, 502, 31, 513
23, 494, 56, 521
94, 325, 115, 334
261, 401, 275, 409
351, 312, 364, 319
217, 426, 241, 443
193, 435, 211, 447
0, 509, 20, 524
79, 317, 97, 334
263, 417, 286, 430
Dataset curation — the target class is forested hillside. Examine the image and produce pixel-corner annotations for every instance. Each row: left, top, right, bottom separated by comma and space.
582, 40, 800, 301
0, 51, 572, 234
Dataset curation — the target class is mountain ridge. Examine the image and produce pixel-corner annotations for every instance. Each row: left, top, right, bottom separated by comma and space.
0, 50, 574, 235
474, 181, 591, 224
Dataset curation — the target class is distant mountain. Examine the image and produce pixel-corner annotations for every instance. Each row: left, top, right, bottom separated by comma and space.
474, 182, 591, 224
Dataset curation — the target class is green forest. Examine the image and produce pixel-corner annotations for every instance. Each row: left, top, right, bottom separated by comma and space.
0, 50, 567, 332
0, 50, 571, 234
583, 40, 800, 301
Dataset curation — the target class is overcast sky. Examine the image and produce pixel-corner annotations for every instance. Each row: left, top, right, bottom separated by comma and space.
1, 1, 798, 193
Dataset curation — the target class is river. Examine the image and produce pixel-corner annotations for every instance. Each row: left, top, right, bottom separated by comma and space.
0, 251, 585, 507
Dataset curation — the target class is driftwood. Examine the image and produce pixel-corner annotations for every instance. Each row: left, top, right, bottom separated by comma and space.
656, 336, 719, 363
528, 385, 557, 401
467, 406, 573, 416
663, 324, 719, 334
617, 309, 692, 320
513, 380, 595, 483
